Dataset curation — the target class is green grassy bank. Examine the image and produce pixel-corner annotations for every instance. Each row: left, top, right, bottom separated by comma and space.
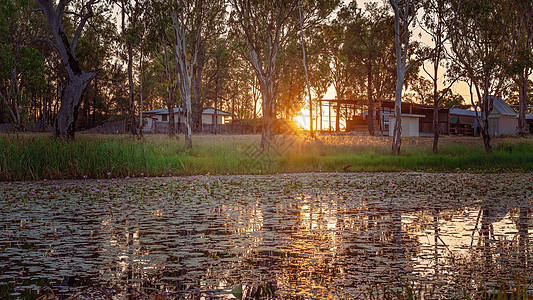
1, 133, 533, 180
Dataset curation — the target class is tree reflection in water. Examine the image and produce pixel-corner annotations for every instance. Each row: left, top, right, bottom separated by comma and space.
0, 173, 531, 298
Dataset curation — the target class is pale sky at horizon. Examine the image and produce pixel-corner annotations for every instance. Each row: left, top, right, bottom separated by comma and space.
320, 0, 472, 102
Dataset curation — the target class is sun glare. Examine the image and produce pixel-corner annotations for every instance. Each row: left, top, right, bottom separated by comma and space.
294, 109, 310, 131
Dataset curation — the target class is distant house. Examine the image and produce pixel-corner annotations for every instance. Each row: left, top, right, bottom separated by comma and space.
380, 101, 450, 137
449, 96, 517, 136
142, 107, 231, 133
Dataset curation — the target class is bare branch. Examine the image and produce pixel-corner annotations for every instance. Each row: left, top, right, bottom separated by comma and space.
57, 0, 72, 17
32, 37, 59, 53
422, 63, 434, 80
71, 0, 96, 54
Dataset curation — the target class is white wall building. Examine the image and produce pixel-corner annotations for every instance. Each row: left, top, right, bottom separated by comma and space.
142, 108, 231, 133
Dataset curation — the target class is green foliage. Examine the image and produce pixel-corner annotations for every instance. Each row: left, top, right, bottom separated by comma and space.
439, 89, 465, 107
0, 0, 48, 126
343, 1, 397, 100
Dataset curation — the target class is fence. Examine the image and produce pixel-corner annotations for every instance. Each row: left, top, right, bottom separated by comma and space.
150, 122, 256, 134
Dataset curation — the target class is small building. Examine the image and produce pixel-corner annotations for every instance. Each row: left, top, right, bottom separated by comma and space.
379, 101, 450, 136
449, 108, 477, 135
388, 114, 426, 137
318, 99, 449, 135
142, 107, 231, 133
449, 96, 517, 136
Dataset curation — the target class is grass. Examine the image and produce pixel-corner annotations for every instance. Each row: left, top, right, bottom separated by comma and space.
1, 132, 533, 180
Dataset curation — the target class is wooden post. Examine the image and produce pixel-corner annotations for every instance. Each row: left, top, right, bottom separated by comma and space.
320, 100, 322, 131
329, 102, 331, 131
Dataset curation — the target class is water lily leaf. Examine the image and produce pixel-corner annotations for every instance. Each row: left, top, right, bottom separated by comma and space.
231, 284, 243, 299
149, 292, 165, 300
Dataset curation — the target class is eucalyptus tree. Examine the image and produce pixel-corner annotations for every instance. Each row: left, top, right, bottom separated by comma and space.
192, 0, 226, 133
327, 17, 352, 132
226, 52, 262, 132
116, 0, 148, 135
171, 0, 200, 147
171, 0, 226, 146
229, 0, 297, 150
344, 2, 394, 136
145, 1, 178, 137
503, 0, 532, 136
0, 0, 48, 130
229, 0, 338, 152
75, 5, 117, 129
33, 0, 99, 139
389, 0, 421, 155
275, 37, 305, 120
420, 0, 457, 152
450, 0, 510, 153
308, 37, 331, 131
204, 36, 232, 134
403, 75, 432, 104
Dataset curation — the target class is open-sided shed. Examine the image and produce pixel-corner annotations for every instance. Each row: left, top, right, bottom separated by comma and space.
379, 101, 449, 136
449, 96, 517, 136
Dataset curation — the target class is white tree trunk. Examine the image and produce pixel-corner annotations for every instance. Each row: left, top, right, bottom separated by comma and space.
390, 0, 412, 155
392, 70, 404, 155
172, 10, 195, 148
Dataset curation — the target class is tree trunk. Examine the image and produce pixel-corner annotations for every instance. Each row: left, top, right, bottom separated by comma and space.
214, 59, 220, 134
232, 90, 235, 134
259, 77, 275, 152
55, 72, 96, 139
432, 73, 439, 153
481, 129, 492, 153
518, 74, 528, 136
479, 94, 493, 153
367, 59, 374, 136
392, 70, 404, 155
319, 100, 322, 131
192, 102, 203, 132
432, 96, 440, 153
164, 46, 176, 137
171, 12, 195, 148
127, 42, 137, 135
299, 2, 313, 137
92, 75, 97, 127
184, 94, 192, 148
192, 40, 205, 133
167, 89, 176, 136
479, 118, 492, 153
138, 51, 144, 137
390, 0, 413, 155
214, 97, 218, 134
335, 102, 340, 132
253, 91, 258, 134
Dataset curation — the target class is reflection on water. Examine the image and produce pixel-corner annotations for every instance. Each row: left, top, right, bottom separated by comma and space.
0, 173, 531, 299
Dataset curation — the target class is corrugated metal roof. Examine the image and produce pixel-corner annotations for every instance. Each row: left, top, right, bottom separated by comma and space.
449, 97, 517, 117
449, 108, 478, 117
490, 96, 517, 116
143, 108, 182, 115
202, 108, 231, 116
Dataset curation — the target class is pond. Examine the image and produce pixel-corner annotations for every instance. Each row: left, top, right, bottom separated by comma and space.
0, 173, 532, 299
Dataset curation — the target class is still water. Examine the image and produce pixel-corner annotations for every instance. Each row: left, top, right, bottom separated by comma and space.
0, 173, 532, 299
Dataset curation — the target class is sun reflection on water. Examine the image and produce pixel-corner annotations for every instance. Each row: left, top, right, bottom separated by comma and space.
0, 173, 531, 298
